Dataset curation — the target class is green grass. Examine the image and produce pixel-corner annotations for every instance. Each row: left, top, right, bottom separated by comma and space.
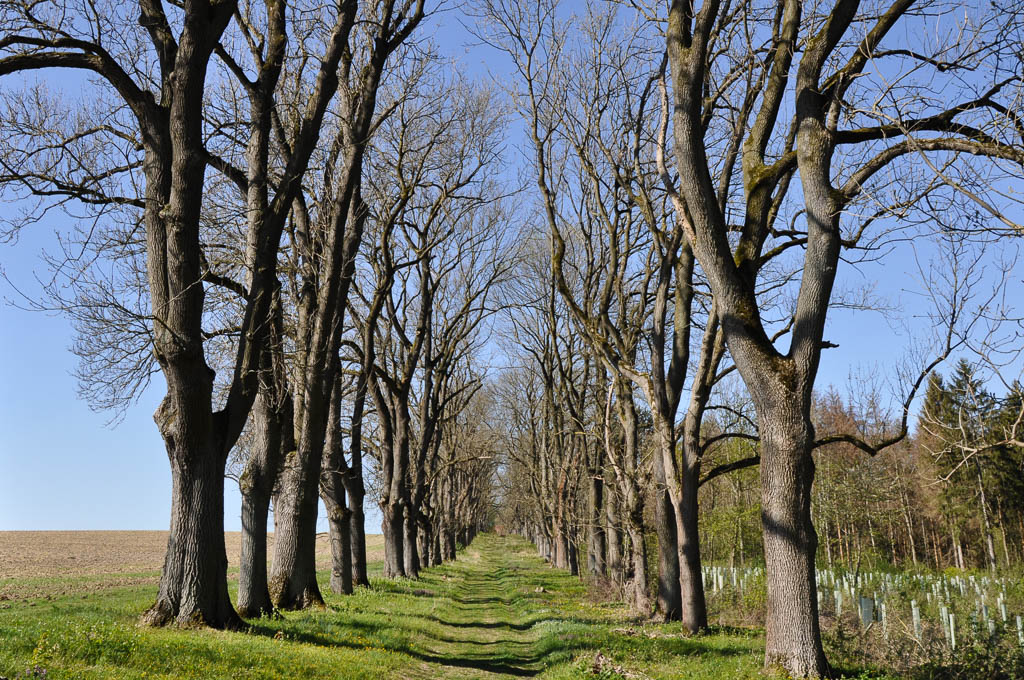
0, 535, 775, 679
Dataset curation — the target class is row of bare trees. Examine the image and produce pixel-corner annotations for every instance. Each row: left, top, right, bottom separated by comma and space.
0, 0, 501, 632
2, 0, 1022, 678
484, 0, 1022, 677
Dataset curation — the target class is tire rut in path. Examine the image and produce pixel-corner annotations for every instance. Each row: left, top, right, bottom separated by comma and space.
398, 536, 569, 679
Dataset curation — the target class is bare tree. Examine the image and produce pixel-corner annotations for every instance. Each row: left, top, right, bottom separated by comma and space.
267, 0, 425, 610
352, 69, 507, 577
0, 0, 358, 628
479, 0, 773, 629
665, 0, 1023, 674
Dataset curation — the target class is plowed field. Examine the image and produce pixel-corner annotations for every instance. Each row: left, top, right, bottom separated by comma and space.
0, 531, 384, 602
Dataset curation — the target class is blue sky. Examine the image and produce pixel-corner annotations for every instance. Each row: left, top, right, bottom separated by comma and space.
0, 222, 168, 530
0, 7, 488, 533
1, 5, 1020, 532
0, 221, 956, 530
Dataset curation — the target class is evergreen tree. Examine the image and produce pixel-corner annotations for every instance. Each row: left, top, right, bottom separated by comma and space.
920, 360, 1004, 570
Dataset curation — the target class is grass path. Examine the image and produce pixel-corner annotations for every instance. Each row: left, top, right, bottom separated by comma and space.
396, 536, 601, 678
0, 534, 768, 679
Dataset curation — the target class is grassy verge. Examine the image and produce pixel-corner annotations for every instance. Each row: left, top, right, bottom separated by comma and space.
0, 534, 846, 679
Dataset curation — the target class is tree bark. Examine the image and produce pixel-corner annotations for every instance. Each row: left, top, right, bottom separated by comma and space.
143, 396, 240, 629
270, 455, 325, 609
605, 473, 623, 586
349, 499, 370, 586
237, 392, 288, 617
652, 444, 682, 621
416, 514, 432, 568
383, 501, 406, 577
325, 500, 353, 595
678, 418, 708, 632
270, 0, 425, 603
974, 460, 998, 573
321, 375, 353, 595
270, 369, 329, 611
404, 509, 421, 578
238, 486, 273, 618
444, 524, 457, 561
588, 467, 607, 577
567, 532, 579, 576
431, 526, 443, 566
344, 319, 372, 588
269, 190, 365, 612
627, 524, 652, 616
139, 2, 243, 630
759, 400, 828, 677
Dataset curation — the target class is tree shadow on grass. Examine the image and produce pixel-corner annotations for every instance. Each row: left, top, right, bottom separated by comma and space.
422, 612, 607, 632
245, 608, 756, 679
245, 619, 543, 676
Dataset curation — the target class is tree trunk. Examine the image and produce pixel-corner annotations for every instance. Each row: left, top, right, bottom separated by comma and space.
605, 480, 623, 586
589, 470, 607, 577
349, 499, 370, 586
381, 399, 411, 578
320, 373, 352, 596
567, 532, 579, 576
1018, 515, 1024, 563
998, 505, 1011, 567
325, 500, 353, 595
142, 404, 241, 629
270, 439, 325, 608
431, 527, 442, 566
759, 402, 828, 677
383, 502, 406, 577
653, 443, 682, 621
739, 516, 746, 568
340, 406, 369, 588
445, 525, 457, 561
823, 518, 833, 568
270, 147, 374, 610
951, 523, 965, 569
627, 524, 652, 616
974, 460, 998, 573
131, 0, 241, 633
901, 485, 918, 565
417, 522, 430, 566
238, 488, 273, 618
678, 422, 708, 633
236, 393, 284, 617
554, 525, 569, 569
416, 514, 434, 568
404, 509, 421, 578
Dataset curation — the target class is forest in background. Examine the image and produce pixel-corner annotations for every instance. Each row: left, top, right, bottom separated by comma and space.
695, 362, 1024, 573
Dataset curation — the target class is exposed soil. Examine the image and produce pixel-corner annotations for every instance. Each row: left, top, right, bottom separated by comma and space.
0, 531, 384, 602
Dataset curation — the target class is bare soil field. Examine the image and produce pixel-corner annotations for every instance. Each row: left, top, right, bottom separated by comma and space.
0, 531, 384, 602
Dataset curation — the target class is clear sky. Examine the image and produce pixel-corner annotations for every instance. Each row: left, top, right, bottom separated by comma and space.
0, 5, 490, 533
1, 216, 962, 531
0, 235, 386, 532
1, 4, 1020, 532
0, 6, 488, 533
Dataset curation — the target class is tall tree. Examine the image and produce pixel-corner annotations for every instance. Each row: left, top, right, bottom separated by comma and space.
665, 0, 1023, 674
268, 0, 425, 610
355, 70, 506, 577
0, 0, 349, 627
